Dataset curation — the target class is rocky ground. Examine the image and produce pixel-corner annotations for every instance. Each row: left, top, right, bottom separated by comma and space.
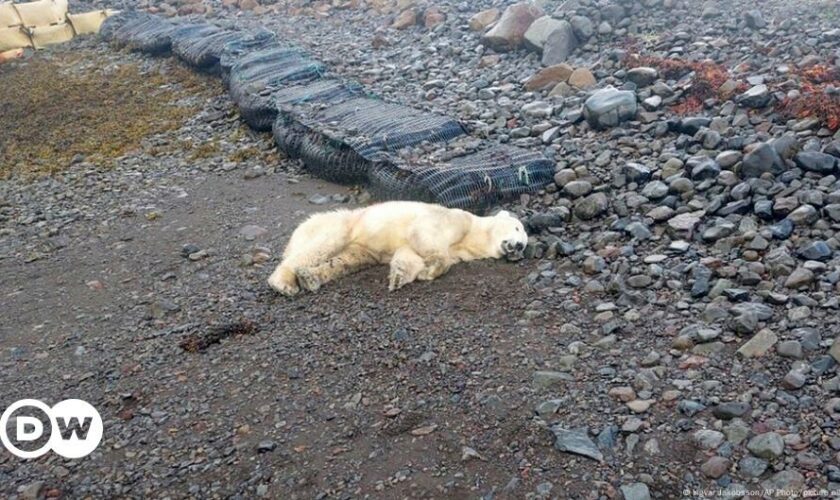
3, 0, 840, 498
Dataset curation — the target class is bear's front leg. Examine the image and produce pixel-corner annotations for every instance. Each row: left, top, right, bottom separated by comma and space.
268, 265, 301, 296
388, 247, 425, 291
296, 245, 376, 292
417, 253, 453, 281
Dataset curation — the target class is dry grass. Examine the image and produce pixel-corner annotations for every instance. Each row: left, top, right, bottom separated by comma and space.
0, 48, 217, 179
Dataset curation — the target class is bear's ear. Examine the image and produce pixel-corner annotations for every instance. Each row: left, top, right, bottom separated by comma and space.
496, 210, 510, 218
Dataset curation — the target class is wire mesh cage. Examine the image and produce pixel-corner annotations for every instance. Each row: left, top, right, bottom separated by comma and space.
173, 26, 248, 73
110, 15, 178, 55
368, 145, 555, 211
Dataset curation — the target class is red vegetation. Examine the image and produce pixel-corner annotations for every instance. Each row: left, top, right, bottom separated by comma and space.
622, 49, 747, 115
777, 64, 840, 131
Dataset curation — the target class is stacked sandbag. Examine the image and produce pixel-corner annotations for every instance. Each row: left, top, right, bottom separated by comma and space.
368, 144, 555, 210
68, 9, 116, 36
0, 1, 29, 53
14, 0, 65, 27
13, 0, 71, 48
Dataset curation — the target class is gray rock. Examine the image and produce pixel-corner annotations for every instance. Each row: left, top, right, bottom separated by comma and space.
830, 336, 840, 363
785, 268, 814, 289
797, 240, 832, 261
626, 67, 658, 87
760, 470, 805, 492
523, 16, 566, 52
583, 86, 637, 129
574, 192, 608, 220
570, 15, 593, 41
482, 2, 545, 51
794, 151, 837, 173
788, 204, 818, 225
737, 329, 778, 357
620, 483, 651, 500
541, 21, 578, 65
551, 426, 603, 461
744, 10, 766, 29
777, 340, 804, 359
693, 429, 725, 450
739, 456, 768, 477
687, 156, 721, 180
641, 180, 668, 199
747, 432, 784, 459
741, 142, 785, 178
533, 370, 573, 388
738, 84, 771, 108
712, 402, 750, 419
563, 180, 593, 197
622, 162, 651, 183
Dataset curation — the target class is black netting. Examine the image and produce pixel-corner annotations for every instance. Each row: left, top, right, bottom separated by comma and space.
368, 145, 555, 210
229, 56, 326, 131
299, 98, 466, 162
275, 97, 465, 185
266, 78, 364, 139
99, 10, 144, 42
173, 26, 248, 73
111, 15, 179, 55
98, 14, 554, 212
219, 29, 279, 84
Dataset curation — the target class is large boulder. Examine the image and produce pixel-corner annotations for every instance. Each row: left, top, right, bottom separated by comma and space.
523, 15, 565, 52
794, 151, 837, 174
541, 21, 578, 65
524, 63, 573, 91
481, 2, 544, 51
583, 86, 637, 129
468, 8, 499, 31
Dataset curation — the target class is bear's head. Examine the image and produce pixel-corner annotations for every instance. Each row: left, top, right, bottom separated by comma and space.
489, 210, 528, 261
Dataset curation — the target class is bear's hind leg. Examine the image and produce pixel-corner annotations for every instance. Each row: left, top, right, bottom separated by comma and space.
268, 211, 353, 295
296, 244, 376, 292
388, 247, 425, 291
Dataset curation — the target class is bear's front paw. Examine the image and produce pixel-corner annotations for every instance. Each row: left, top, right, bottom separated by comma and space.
268, 274, 300, 296
295, 267, 322, 292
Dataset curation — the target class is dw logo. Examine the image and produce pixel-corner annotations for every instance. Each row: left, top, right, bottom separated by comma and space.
0, 399, 103, 459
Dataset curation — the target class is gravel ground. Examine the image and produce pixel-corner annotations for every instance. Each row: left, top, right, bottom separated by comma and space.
3, 0, 840, 498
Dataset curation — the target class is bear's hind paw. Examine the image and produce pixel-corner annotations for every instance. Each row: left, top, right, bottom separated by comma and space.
295, 267, 322, 292
388, 269, 408, 291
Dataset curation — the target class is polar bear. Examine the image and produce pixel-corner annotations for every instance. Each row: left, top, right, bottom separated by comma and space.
267, 201, 528, 295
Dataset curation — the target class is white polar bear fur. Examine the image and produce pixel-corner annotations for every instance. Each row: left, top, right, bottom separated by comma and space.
267, 201, 528, 295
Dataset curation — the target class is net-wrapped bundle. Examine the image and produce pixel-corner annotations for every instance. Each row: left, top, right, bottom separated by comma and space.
98, 9, 142, 41
368, 145, 554, 210
218, 28, 277, 84
172, 24, 247, 73
228, 46, 325, 131
272, 79, 365, 153
109, 13, 178, 55
280, 97, 466, 185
